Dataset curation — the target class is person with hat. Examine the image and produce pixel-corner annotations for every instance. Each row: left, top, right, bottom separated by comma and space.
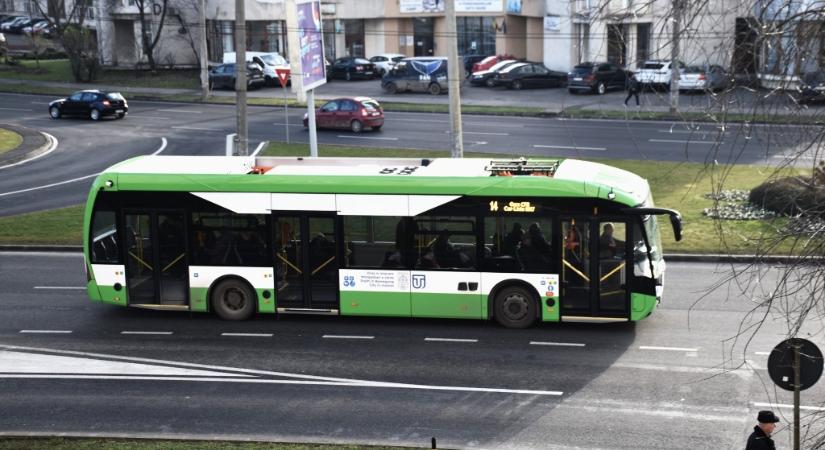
746, 410, 780, 450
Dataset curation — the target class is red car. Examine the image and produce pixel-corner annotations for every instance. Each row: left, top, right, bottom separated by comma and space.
303, 97, 384, 133
471, 54, 515, 74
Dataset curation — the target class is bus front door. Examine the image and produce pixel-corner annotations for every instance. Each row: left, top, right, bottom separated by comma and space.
273, 214, 339, 311
560, 218, 629, 320
124, 211, 188, 306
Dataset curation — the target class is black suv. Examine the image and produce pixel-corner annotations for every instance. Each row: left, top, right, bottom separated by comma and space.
567, 62, 629, 95
49, 90, 128, 121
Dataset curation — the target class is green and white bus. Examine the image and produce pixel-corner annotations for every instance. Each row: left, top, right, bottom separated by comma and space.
83, 156, 682, 328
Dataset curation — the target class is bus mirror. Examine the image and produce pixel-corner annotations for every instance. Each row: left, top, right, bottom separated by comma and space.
669, 212, 683, 242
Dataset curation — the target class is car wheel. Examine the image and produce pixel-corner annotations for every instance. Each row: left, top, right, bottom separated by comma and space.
211, 278, 255, 321
384, 82, 398, 94
597, 82, 606, 95
512, 80, 524, 90
494, 285, 537, 329
89, 109, 101, 121
568, 88, 577, 95
371, 125, 382, 131
49, 106, 60, 119
428, 83, 442, 95
350, 120, 363, 133
485, 78, 496, 88
116, 113, 126, 119
345, 71, 352, 81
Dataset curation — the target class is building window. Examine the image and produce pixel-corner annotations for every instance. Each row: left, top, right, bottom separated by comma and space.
575, 23, 589, 64
457, 16, 495, 56
636, 23, 650, 67
607, 24, 627, 66
248, 21, 287, 54
343, 19, 364, 57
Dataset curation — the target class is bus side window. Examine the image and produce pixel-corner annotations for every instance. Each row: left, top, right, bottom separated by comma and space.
91, 210, 121, 264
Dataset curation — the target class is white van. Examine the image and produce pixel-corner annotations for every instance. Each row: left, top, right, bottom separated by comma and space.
223, 51, 290, 86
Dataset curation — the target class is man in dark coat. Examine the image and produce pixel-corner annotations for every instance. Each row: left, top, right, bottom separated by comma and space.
746, 410, 780, 450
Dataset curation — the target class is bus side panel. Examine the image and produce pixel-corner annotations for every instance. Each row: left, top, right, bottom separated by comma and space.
481, 273, 560, 322
90, 264, 127, 306
339, 269, 411, 317
630, 292, 657, 321
410, 271, 482, 319
189, 266, 275, 314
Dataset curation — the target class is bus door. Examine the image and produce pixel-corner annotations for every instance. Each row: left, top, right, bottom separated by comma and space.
123, 211, 188, 306
273, 213, 339, 311
560, 218, 629, 319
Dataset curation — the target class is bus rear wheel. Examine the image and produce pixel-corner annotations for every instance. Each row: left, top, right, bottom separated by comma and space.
494, 286, 537, 329
211, 279, 256, 321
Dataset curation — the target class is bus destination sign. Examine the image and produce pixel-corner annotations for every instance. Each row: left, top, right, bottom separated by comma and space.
489, 200, 536, 213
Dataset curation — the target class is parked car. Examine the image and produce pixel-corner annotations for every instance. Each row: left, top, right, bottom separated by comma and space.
208, 63, 265, 90
678, 65, 731, 92
490, 62, 567, 90
472, 55, 505, 74
224, 51, 290, 86
303, 96, 384, 133
0, 16, 28, 33
469, 59, 518, 87
48, 90, 128, 121
369, 53, 405, 76
567, 62, 629, 95
6, 17, 43, 34
0, 33, 6, 59
23, 20, 51, 36
463, 54, 490, 77
797, 70, 825, 104
635, 60, 685, 90
330, 56, 376, 81
382, 56, 448, 95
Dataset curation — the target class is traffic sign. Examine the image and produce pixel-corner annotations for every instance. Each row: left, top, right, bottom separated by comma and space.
767, 338, 823, 391
276, 69, 290, 88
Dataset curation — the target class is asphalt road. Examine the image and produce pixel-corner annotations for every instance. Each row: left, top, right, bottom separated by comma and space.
0, 252, 823, 449
0, 91, 818, 218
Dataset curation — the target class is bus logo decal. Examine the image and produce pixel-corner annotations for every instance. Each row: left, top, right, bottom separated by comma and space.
412, 274, 426, 289
343, 275, 355, 288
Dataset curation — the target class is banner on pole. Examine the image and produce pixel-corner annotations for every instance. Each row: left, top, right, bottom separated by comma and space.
296, 0, 327, 91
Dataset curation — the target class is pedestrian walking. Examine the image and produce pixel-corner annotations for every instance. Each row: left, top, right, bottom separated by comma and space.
624, 73, 640, 107
746, 410, 780, 450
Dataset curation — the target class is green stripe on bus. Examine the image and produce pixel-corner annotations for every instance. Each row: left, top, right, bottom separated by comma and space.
631, 292, 657, 321
95, 284, 127, 306
541, 296, 560, 322
190, 287, 208, 312
257, 288, 275, 314
340, 291, 411, 317
411, 293, 483, 319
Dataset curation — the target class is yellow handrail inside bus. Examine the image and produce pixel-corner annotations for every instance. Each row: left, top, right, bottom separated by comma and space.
311, 256, 335, 276
128, 251, 153, 271
563, 259, 590, 283
277, 253, 302, 274
600, 262, 625, 283
162, 253, 185, 273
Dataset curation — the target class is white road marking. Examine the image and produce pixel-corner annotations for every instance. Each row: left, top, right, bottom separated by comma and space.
469, 141, 488, 145
530, 341, 586, 347
533, 144, 606, 151
454, 131, 509, 136
171, 126, 221, 132
272, 122, 306, 127
121, 331, 174, 335
323, 335, 375, 340
656, 129, 727, 134
0, 132, 58, 171
251, 141, 266, 156
465, 121, 525, 128
127, 115, 173, 120
221, 333, 273, 337
649, 139, 720, 144
772, 154, 816, 160
34, 286, 85, 290
0, 107, 33, 111
754, 351, 771, 356
425, 337, 478, 343
336, 135, 399, 141
639, 345, 699, 352
754, 402, 825, 412
158, 109, 203, 113
19, 330, 72, 334
152, 137, 168, 155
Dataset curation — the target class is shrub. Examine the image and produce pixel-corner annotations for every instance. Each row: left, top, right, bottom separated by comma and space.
750, 176, 825, 218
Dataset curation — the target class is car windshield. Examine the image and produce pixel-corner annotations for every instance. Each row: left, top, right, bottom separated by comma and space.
354, 58, 370, 65
643, 62, 665, 69
684, 66, 703, 73
260, 54, 286, 65
391, 56, 405, 62
107, 93, 125, 101
360, 100, 381, 111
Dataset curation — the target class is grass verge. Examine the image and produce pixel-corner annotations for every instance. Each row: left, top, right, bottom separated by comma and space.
0, 59, 199, 89
0, 127, 23, 155
0, 438, 417, 450
0, 143, 800, 254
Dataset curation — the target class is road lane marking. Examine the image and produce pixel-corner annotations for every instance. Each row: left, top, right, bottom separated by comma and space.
34, 286, 85, 290
450, 131, 509, 136
272, 122, 306, 127
530, 341, 586, 347
0, 107, 33, 111
754, 351, 771, 356
19, 330, 72, 334
772, 154, 816, 160
336, 135, 398, 141
158, 109, 203, 113
171, 126, 222, 132
639, 345, 699, 352
425, 337, 478, 343
754, 402, 825, 412
221, 332, 273, 337
323, 335, 375, 340
127, 115, 173, 120
533, 144, 606, 151
121, 331, 174, 335
0, 132, 58, 171
152, 137, 168, 155
649, 139, 719, 144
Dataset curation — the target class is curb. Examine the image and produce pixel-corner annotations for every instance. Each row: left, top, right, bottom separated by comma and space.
0, 123, 50, 166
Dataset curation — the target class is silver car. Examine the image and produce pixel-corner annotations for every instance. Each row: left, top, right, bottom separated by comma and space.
678, 65, 731, 92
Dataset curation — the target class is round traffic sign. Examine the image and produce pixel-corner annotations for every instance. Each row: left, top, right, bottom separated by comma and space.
767, 338, 823, 391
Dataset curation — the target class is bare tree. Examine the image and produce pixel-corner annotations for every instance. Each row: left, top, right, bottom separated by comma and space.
133, 0, 170, 73
31, 0, 98, 81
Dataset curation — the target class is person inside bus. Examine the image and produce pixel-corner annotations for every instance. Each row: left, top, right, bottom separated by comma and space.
433, 229, 470, 268
599, 222, 624, 259
417, 246, 439, 269
309, 232, 335, 275
237, 220, 265, 266
502, 222, 524, 258
520, 222, 551, 271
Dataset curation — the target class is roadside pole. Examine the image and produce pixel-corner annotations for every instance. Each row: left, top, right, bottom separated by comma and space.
308, 89, 317, 156
200, 0, 208, 101
445, 0, 463, 158
669, 0, 681, 115
277, 70, 291, 144
234, 0, 248, 155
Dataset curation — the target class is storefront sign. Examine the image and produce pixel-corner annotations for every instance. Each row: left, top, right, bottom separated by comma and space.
506, 0, 522, 13
544, 15, 560, 32
296, 0, 326, 91
400, 0, 503, 13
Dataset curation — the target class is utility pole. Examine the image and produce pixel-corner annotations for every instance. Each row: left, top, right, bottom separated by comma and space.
200, 0, 208, 101
445, 0, 463, 158
669, 0, 681, 115
234, 0, 248, 155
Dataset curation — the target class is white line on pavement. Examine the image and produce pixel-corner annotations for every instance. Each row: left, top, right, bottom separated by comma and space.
33, 286, 85, 290
121, 331, 174, 335
0, 107, 33, 111
0, 132, 58, 171
639, 345, 699, 352
158, 109, 203, 113
336, 135, 399, 141
323, 335, 375, 340
127, 115, 173, 120
152, 137, 168, 155
171, 126, 221, 132
530, 341, 586, 347
453, 131, 509, 136
425, 337, 478, 343
221, 333, 273, 337
772, 154, 816, 160
0, 173, 99, 198
533, 144, 606, 151
272, 123, 306, 127
19, 330, 72, 334
649, 139, 720, 145
754, 351, 771, 356
754, 402, 825, 412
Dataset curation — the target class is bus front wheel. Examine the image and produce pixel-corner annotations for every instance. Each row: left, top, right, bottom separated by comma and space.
494, 286, 537, 329
211, 279, 256, 321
